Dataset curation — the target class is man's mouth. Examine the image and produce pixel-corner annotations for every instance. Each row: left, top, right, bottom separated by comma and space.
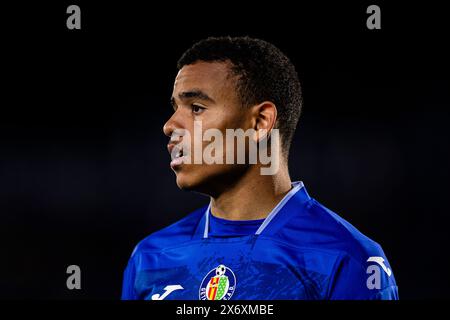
169, 144, 188, 169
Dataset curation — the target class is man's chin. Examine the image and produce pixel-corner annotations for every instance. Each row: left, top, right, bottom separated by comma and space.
173, 164, 249, 195
175, 174, 199, 191
174, 172, 215, 195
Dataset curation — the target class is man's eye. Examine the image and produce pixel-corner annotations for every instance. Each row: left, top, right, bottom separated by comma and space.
191, 104, 205, 114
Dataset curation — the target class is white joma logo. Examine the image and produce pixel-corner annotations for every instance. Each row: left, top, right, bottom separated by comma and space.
367, 256, 392, 277
151, 285, 184, 300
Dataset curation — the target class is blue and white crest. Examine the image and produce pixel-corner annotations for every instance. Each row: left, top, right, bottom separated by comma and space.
199, 264, 236, 300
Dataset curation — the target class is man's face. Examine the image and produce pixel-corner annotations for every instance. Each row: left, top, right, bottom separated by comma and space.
163, 61, 252, 193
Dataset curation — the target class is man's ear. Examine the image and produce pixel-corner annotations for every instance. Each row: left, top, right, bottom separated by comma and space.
250, 101, 277, 143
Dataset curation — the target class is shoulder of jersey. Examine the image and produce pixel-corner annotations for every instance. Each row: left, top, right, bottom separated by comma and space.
276, 197, 386, 261
131, 205, 207, 256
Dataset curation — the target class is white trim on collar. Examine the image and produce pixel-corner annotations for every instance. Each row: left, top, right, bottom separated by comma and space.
203, 181, 304, 239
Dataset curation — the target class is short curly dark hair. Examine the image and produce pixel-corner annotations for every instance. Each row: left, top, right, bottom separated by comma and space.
177, 36, 303, 155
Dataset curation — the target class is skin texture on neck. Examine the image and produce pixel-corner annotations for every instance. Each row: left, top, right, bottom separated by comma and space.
209, 160, 292, 221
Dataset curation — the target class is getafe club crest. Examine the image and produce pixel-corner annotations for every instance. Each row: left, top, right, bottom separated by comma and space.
199, 264, 236, 300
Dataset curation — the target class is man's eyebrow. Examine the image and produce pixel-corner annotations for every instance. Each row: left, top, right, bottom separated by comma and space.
170, 97, 177, 109
177, 90, 215, 103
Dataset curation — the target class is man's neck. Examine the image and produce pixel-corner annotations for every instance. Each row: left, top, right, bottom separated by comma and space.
209, 164, 292, 221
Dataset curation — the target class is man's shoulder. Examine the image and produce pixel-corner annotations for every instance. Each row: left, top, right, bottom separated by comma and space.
130, 205, 207, 257
274, 196, 398, 299
277, 196, 387, 261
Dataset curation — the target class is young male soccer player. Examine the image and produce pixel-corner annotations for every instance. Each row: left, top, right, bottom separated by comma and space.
122, 37, 398, 300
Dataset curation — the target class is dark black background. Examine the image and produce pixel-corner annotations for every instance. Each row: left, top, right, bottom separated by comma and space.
1, 1, 449, 299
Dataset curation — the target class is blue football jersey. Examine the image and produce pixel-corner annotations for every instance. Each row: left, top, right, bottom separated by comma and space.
122, 182, 398, 300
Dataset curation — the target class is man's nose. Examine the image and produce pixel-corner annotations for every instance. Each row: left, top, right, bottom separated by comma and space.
163, 110, 183, 138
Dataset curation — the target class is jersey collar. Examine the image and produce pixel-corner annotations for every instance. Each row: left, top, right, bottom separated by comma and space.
196, 181, 308, 239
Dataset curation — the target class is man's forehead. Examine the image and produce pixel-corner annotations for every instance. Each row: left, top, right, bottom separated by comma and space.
174, 61, 232, 89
